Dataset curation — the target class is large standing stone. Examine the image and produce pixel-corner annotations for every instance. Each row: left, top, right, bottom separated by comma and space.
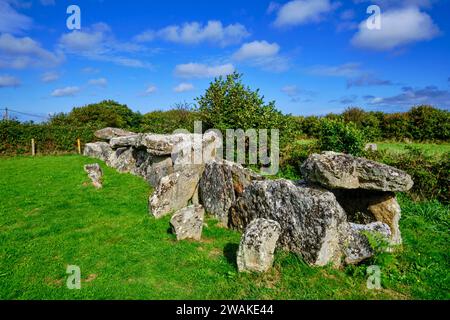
230, 180, 349, 267
107, 147, 136, 173
170, 205, 205, 241
237, 219, 281, 273
301, 151, 414, 192
149, 165, 204, 218
109, 134, 143, 149
84, 163, 103, 189
368, 195, 402, 245
95, 127, 136, 141
84, 142, 113, 162
344, 222, 391, 265
199, 160, 265, 226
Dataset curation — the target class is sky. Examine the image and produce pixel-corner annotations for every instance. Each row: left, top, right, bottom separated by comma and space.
0, 0, 450, 121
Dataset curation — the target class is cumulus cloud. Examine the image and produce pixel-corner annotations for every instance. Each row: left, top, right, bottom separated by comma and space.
41, 72, 59, 83
0, 0, 33, 34
0, 74, 20, 88
233, 41, 280, 61
174, 83, 194, 93
59, 23, 151, 69
273, 0, 335, 27
88, 78, 108, 87
0, 33, 64, 69
174, 63, 235, 79
232, 40, 288, 72
134, 20, 250, 47
353, 0, 435, 9
365, 86, 450, 108
51, 86, 80, 97
351, 7, 440, 51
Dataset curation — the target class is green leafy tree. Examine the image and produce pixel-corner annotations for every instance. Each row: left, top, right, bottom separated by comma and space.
317, 119, 367, 156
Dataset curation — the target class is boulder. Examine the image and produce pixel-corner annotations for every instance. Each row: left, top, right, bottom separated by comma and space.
95, 127, 135, 141
230, 179, 348, 267
344, 222, 391, 265
149, 165, 204, 219
301, 151, 414, 192
109, 134, 143, 149
170, 205, 205, 241
144, 156, 174, 187
365, 143, 378, 152
84, 142, 113, 162
329, 189, 402, 245
237, 219, 281, 273
199, 160, 265, 226
84, 163, 103, 189
107, 147, 136, 173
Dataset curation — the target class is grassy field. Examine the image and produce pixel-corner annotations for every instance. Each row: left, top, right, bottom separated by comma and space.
0, 155, 448, 300
376, 142, 450, 156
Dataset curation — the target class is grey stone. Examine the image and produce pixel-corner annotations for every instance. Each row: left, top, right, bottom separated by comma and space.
199, 160, 265, 226
84, 163, 103, 189
84, 142, 113, 162
237, 218, 281, 273
149, 165, 204, 219
170, 205, 205, 241
230, 179, 349, 267
301, 151, 414, 192
109, 134, 143, 149
344, 222, 391, 265
365, 143, 378, 152
107, 147, 135, 173
95, 127, 136, 141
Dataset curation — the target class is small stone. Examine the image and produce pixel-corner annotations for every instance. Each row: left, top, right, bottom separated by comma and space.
84, 163, 103, 189
170, 205, 205, 241
237, 219, 281, 273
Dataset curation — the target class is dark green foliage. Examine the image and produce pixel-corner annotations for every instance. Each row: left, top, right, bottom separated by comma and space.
139, 106, 201, 134
368, 147, 450, 204
316, 119, 367, 156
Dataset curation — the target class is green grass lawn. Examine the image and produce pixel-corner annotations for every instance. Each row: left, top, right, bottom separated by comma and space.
0, 155, 448, 300
376, 142, 450, 156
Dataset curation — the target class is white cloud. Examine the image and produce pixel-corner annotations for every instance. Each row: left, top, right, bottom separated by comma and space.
59, 23, 151, 69
88, 78, 107, 87
51, 86, 80, 97
174, 63, 235, 79
0, 33, 64, 69
41, 72, 59, 83
0, 0, 33, 34
144, 85, 157, 95
134, 20, 250, 47
273, 0, 334, 27
0, 74, 20, 88
232, 41, 288, 72
351, 7, 440, 51
233, 41, 280, 61
174, 83, 194, 93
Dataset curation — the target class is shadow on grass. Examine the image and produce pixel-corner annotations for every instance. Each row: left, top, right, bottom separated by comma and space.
223, 243, 239, 268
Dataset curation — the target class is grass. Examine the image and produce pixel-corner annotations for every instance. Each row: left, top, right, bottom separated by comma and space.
0, 155, 449, 300
376, 142, 450, 156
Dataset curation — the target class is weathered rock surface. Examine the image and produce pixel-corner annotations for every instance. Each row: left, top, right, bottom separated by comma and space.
84, 163, 103, 189
84, 142, 113, 162
109, 134, 143, 149
199, 160, 265, 226
344, 222, 391, 265
170, 205, 205, 241
230, 179, 349, 267
237, 218, 281, 273
301, 151, 414, 192
330, 189, 402, 245
95, 127, 136, 141
368, 195, 402, 245
107, 147, 135, 173
149, 165, 204, 219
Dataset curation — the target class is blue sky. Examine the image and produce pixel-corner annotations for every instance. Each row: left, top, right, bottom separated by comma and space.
1, 0, 450, 121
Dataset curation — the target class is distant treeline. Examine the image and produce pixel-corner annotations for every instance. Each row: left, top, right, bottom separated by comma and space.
1, 98, 449, 155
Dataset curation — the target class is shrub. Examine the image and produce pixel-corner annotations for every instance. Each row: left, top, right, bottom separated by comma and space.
316, 119, 367, 156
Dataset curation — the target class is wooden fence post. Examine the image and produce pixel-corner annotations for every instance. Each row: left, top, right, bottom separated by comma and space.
31, 139, 35, 156
77, 138, 81, 154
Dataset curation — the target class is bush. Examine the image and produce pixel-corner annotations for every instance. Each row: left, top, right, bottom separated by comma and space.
316, 119, 367, 156
140, 105, 201, 134
367, 147, 449, 204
